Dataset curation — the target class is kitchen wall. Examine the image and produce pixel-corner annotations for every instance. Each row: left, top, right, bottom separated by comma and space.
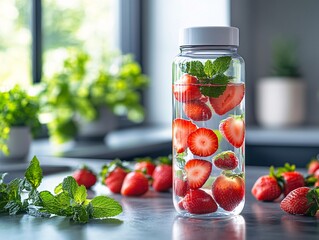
231, 0, 319, 126
142, 0, 230, 126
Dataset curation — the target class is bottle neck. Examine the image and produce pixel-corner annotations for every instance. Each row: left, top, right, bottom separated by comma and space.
180, 46, 237, 55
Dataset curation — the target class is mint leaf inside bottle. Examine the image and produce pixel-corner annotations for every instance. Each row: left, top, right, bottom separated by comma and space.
180, 56, 233, 97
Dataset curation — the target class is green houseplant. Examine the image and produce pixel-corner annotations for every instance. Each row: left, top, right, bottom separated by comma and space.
0, 85, 41, 159
256, 39, 305, 127
38, 48, 149, 143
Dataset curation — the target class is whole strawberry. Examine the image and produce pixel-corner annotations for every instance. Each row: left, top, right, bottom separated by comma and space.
121, 171, 149, 196
100, 160, 130, 194
251, 175, 282, 201
275, 163, 305, 196
307, 159, 319, 175
280, 187, 319, 216
281, 171, 305, 196
152, 164, 173, 192
213, 151, 239, 170
183, 189, 218, 214
134, 159, 156, 176
73, 166, 97, 189
212, 173, 245, 211
105, 167, 128, 194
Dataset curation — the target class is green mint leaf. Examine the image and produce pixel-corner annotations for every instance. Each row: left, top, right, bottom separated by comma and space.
204, 60, 215, 78
7, 178, 24, 200
39, 191, 59, 215
0, 173, 7, 184
62, 176, 78, 198
28, 188, 41, 206
74, 185, 87, 205
200, 74, 230, 98
54, 183, 63, 194
212, 56, 232, 74
27, 206, 51, 218
25, 156, 43, 189
4, 200, 23, 215
213, 130, 223, 146
182, 61, 206, 78
88, 196, 122, 219
176, 156, 186, 170
72, 205, 89, 223
176, 170, 184, 179
55, 192, 73, 216
0, 192, 9, 211
203, 176, 216, 188
39, 191, 73, 216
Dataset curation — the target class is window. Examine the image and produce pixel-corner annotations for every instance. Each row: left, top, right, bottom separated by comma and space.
0, 0, 32, 90
42, 0, 119, 79
0, 0, 121, 88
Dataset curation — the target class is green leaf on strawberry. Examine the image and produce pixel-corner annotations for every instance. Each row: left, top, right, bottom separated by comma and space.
306, 187, 319, 216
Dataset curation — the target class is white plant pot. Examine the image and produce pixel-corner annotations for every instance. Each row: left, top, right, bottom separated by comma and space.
256, 77, 305, 128
78, 107, 118, 139
0, 126, 32, 161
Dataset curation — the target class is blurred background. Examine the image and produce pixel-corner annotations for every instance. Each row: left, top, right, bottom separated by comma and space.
0, 0, 318, 167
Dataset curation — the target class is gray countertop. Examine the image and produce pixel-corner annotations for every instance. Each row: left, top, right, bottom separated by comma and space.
0, 165, 318, 240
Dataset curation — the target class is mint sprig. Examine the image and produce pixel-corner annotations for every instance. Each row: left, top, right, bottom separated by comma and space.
0, 156, 123, 223
180, 56, 232, 97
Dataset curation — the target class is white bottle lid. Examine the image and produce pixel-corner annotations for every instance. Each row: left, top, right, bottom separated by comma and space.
179, 26, 239, 47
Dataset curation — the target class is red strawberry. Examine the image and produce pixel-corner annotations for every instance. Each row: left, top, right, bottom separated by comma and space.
104, 167, 128, 194
307, 159, 319, 175
251, 175, 282, 201
152, 165, 173, 192
134, 161, 156, 176
281, 171, 305, 196
219, 116, 245, 148
173, 74, 202, 102
314, 168, 319, 179
183, 101, 212, 121
183, 189, 218, 214
121, 172, 149, 196
187, 128, 218, 157
73, 167, 97, 189
209, 84, 245, 115
212, 173, 245, 211
173, 118, 197, 153
213, 151, 239, 170
184, 159, 212, 189
174, 177, 189, 197
280, 187, 319, 216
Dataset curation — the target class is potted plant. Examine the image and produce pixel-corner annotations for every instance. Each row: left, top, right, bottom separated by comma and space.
0, 85, 41, 161
256, 39, 305, 127
38, 48, 149, 144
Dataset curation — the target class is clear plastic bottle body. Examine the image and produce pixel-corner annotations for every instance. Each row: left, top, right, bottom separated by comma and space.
172, 46, 245, 218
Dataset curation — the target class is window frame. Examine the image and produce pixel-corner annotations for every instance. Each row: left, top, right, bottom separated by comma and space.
31, 0, 142, 83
